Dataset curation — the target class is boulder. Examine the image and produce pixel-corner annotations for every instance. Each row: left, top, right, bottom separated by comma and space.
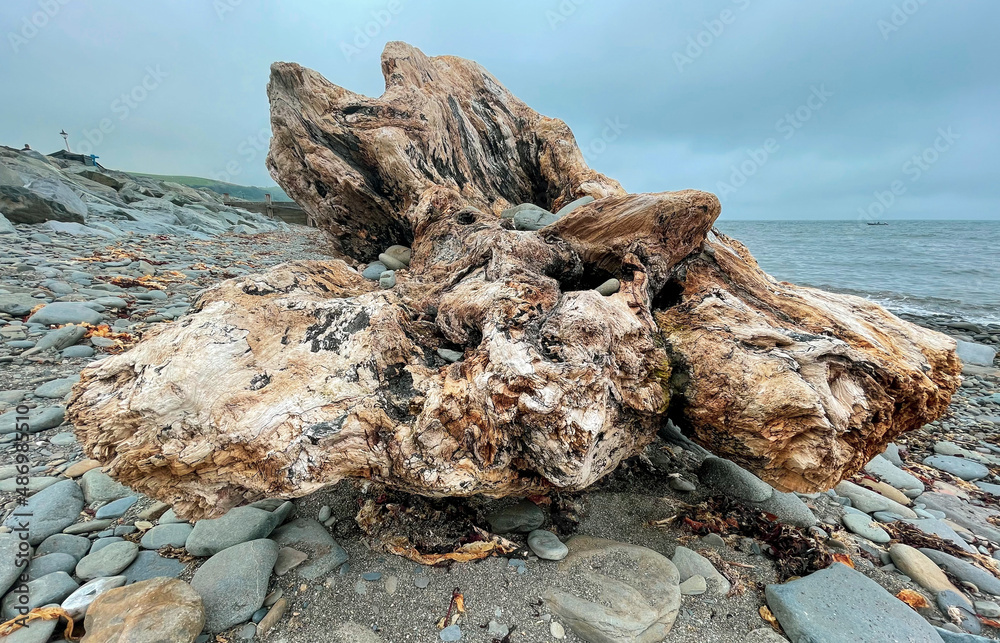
956, 340, 997, 367
0, 185, 84, 224
190, 539, 278, 633
2, 479, 84, 545
27, 302, 102, 326
542, 536, 681, 642
766, 562, 944, 642
84, 577, 205, 642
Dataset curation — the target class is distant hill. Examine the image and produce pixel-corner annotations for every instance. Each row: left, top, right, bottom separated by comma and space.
132, 173, 293, 202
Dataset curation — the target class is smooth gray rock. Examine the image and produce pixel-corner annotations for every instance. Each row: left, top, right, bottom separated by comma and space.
26, 552, 77, 580
269, 518, 348, 580
75, 540, 139, 580
0, 293, 45, 316
190, 539, 279, 633
698, 456, 773, 502
920, 548, 1000, 595
0, 534, 27, 596
935, 628, 994, 643
527, 530, 568, 561
554, 195, 595, 217
938, 590, 981, 635
917, 492, 1000, 543
753, 490, 818, 528
834, 481, 918, 518
378, 269, 396, 289
956, 340, 997, 367
436, 348, 463, 363
842, 513, 891, 543
0, 405, 65, 434
140, 523, 193, 550
63, 519, 114, 535
512, 208, 559, 231
595, 278, 621, 296
79, 469, 130, 504
26, 302, 102, 326
361, 262, 388, 280
2, 479, 84, 545
121, 550, 187, 584
95, 495, 138, 519
671, 546, 731, 595
882, 443, 904, 467
90, 537, 125, 553
383, 245, 411, 266
766, 562, 944, 643
542, 536, 680, 643
486, 500, 545, 534
378, 252, 406, 271
34, 533, 90, 561
864, 454, 923, 494
500, 203, 549, 219
61, 345, 95, 358
0, 476, 60, 493
33, 375, 80, 399
29, 325, 88, 354
1, 571, 79, 620
185, 502, 292, 557
923, 455, 989, 481
0, 213, 16, 235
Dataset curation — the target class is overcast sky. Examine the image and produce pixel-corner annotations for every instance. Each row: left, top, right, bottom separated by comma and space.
2, 0, 997, 220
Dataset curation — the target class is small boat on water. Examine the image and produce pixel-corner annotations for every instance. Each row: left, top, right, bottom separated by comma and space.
867, 222, 889, 226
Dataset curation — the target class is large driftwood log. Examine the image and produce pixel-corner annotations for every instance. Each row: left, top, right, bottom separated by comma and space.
68, 43, 959, 519
657, 232, 960, 491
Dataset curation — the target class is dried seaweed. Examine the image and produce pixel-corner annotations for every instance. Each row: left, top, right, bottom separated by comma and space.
663, 495, 835, 580
355, 490, 517, 565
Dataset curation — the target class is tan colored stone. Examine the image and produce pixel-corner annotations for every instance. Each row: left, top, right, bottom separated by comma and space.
888, 544, 970, 606
256, 597, 288, 637
63, 459, 101, 478
858, 479, 912, 506
83, 577, 204, 642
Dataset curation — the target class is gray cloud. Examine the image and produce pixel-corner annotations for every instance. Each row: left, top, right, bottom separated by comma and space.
2, 0, 996, 219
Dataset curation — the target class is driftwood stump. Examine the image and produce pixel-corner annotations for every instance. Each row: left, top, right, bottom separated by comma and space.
68, 43, 960, 520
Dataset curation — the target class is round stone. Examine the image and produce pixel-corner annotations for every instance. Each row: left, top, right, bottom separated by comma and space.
842, 513, 891, 544
527, 530, 568, 561
75, 540, 139, 580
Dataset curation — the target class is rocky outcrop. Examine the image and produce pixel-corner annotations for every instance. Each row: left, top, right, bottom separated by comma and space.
0, 145, 286, 238
67, 42, 959, 519
0, 185, 84, 224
